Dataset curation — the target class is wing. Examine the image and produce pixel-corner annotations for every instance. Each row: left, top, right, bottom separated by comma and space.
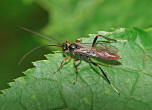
96, 44, 118, 54
77, 39, 118, 54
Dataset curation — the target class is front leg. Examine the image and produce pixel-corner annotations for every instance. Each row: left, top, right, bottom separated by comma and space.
54, 56, 71, 74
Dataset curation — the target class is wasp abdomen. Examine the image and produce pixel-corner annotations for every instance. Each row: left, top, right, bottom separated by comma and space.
74, 47, 120, 60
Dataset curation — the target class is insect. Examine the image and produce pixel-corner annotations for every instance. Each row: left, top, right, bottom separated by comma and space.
19, 27, 121, 95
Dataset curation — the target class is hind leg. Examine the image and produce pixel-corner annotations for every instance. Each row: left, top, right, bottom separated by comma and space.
87, 57, 120, 95
92, 35, 117, 47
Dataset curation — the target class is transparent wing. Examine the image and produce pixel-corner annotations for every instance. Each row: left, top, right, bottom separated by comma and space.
78, 40, 118, 54
96, 44, 118, 54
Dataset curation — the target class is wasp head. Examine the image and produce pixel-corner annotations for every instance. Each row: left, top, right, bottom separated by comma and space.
61, 43, 69, 51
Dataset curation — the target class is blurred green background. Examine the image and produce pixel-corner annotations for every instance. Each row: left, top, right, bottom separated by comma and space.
0, 0, 152, 92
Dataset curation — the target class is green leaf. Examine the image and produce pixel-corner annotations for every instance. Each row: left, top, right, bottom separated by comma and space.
0, 28, 152, 110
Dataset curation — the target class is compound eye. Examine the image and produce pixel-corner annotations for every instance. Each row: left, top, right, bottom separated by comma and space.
65, 44, 68, 49
62, 44, 68, 51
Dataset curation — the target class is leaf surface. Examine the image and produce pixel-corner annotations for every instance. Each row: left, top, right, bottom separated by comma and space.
0, 28, 152, 110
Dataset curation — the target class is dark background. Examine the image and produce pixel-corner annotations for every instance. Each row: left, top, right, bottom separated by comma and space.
0, 0, 49, 91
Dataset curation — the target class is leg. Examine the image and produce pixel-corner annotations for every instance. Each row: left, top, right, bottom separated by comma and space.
73, 58, 80, 83
87, 57, 120, 95
54, 56, 70, 74
66, 40, 71, 45
92, 35, 117, 47
75, 40, 80, 43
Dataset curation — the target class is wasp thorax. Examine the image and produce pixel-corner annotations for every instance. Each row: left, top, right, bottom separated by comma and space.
69, 43, 78, 51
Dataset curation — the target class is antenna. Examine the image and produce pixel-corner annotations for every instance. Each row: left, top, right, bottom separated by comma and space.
19, 26, 58, 43
18, 44, 61, 66
18, 26, 62, 65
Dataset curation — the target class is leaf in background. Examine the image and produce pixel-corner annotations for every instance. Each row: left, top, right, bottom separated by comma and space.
23, 0, 152, 42
0, 28, 152, 110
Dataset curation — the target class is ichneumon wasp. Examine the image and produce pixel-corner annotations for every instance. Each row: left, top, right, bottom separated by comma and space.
19, 27, 124, 95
